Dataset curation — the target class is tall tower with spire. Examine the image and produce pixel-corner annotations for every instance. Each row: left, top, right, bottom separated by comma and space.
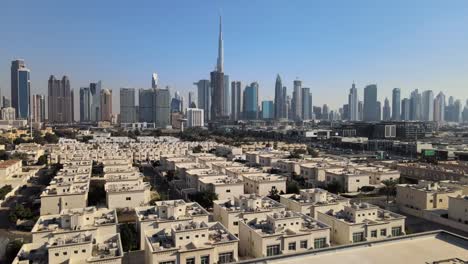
211, 16, 226, 121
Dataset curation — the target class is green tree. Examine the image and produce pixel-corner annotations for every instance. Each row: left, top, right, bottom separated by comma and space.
192, 145, 203, 153
381, 179, 398, 204
0, 185, 13, 200
268, 187, 280, 201
119, 223, 137, 251
4, 240, 23, 264
44, 133, 59, 144
37, 154, 48, 165
326, 180, 344, 194
189, 191, 218, 208
286, 181, 300, 194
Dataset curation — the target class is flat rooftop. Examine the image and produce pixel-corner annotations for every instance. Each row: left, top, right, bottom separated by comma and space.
239, 231, 468, 264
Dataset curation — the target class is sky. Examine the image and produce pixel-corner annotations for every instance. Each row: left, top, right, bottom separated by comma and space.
1, 0, 468, 114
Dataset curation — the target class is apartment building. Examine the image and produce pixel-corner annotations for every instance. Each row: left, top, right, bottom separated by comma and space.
40, 180, 90, 215
105, 180, 151, 209
324, 168, 370, 192
32, 207, 117, 244
144, 221, 239, 264
317, 202, 406, 245
239, 211, 331, 258
356, 166, 400, 185
280, 188, 350, 217
396, 182, 463, 210
396, 163, 466, 181
213, 194, 286, 236
198, 175, 244, 200
135, 200, 209, 249
243, 173, 287, 196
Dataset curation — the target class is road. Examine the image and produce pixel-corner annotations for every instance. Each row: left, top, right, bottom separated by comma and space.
141, 164, 180, 200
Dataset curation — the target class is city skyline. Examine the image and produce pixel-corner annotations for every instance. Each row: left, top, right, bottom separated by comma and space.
1, 1, 468, 113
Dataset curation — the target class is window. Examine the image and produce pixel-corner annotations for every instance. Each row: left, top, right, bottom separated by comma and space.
63, 252, 67, 255
74, 250, 78, 254
352, 232, 365, 243
356, 179, 360, 182
55, 253, 59, 257
300, 240, 308, 249
439, 199, 443, 203
226, 189, 231, 193
380, 229, 387, 236
266, 245, 281, 256
233, 221, 239, 226
218, 252, 234, 263
186, 258, 195, 264
159, 261, 176, 264
186, 236, 190, 239
82, 249, 86, 253
391, 227, 402, 236
288, 242, 296, 250
201, 256, 210, 264
314, 238, 326, 249
371, 230, 377, 238
126, 197, 131, 201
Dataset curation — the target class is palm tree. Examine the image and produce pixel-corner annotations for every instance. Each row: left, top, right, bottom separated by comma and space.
382, 179, 397, 204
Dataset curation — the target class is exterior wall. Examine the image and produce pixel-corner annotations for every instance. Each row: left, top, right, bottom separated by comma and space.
48, 243, 93, 264
213, 184, 245, 200
40, 193, 88, 215
396, 186, 462, 210
448, 196, 468, 224
244, 179, 286, 196
106, 190, 149, 209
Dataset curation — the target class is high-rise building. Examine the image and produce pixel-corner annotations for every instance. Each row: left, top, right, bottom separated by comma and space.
348, 83, 358, 121
152, 73, 158, 89
261, 100, 274, 119
383, 98, 391, 121
48, 75, 73, 123
392, 88, 401, 121
342, 104, 349, 120
210, 16, 226, 121
188, 92, 195, 108
282, 86, 288, 119
31, 94, 45, 123
313, 106, 321, 120
1, 107, 16, 121
363, 84, 378, 121
11, 60, 30, 119
301, 87, 312, 120
154, 87, 171, 127
401, 98, 410, 121
243, 82, 259, 120
453, 99, 462, 123
120, 88, 136, 123
195, 80, 211, 121
358, 101, 363, 121
79, 87, 91, 122
274, 74, 284, 120
463, 101, 468, 123
421, 90, 434, 121
434, 92, 445, 123
292, 80, 302, 120
139, 88, 154, 123
2, 97, 11, 108
90, 81, 102, 122
376, 101, 382, 121
231, 81, 242, 121
322, 104, 329, 121
100, 89, 112, 122
187, 108, 204, 127
223, 75, 230, 116
410, 89, 422, 121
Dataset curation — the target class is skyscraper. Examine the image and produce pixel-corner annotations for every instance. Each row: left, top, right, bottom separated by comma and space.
100, 89, 112, 122
90, 81, 102, 122
188, 92, 195, 108
154, 87, 171, 127
48, 75, 73, 123
210, 16, 226, 121
282, 86, 288, 119
274, 74, 284, 120
401, 98, 410, 121
243, 82, 259, 120
11, 60, 30, 119
194, 80, 211, 121
376, 101, 382, 121
152, 73, 158, 89
322, 104, 329, 120
79, 87, 91, 122
363, 84, 378, 121
223, 75, 230, 116
421, 90, 434, 121
392, 88, 401, 121
410, 89, 422, 121
348, 83, 358, 121
301, 87, 312, 120
120, 88, 136, 123
231, 81, 242, 121
383, 98, 391, 121
261, 101, 274, 119
358, 101, 363, 121
139, 88, 155, 122
453, 99, 462, 123
31, 94, 45, 123
292, 80, 302, 120
434, 92, 445, 123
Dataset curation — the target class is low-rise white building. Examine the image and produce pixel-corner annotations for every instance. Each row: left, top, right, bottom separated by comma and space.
198, 175, 245, 200
448, 195, 468, 224
243, 173, 287, 196
239, 211, 331, 258
105, 180, 151, 209
396, 181, 463, 211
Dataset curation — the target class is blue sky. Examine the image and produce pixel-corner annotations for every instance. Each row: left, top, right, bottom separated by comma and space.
1, 0, 468, 112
